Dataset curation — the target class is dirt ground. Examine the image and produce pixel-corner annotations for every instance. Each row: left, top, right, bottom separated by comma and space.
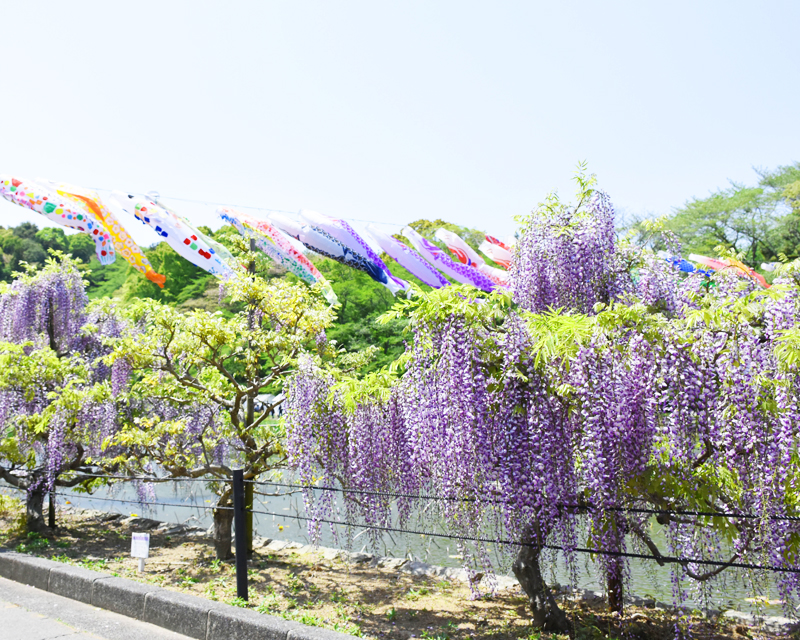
0, 497, 789, 640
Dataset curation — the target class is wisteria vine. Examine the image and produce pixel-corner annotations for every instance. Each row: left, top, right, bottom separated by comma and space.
284, 179, 800, 622
0, 255, 127, 524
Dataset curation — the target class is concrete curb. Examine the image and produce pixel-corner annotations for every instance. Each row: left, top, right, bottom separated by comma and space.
0, 550, 355, 640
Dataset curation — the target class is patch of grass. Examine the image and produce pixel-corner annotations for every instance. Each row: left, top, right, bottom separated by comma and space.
386, 606, 397, 622
286, 572, 303, 594
278, 608, 363, 638
421, 630, 449, 640
15, 532, 51, 553
227, 597, 248, 608
332, 621, 363, 637
78, 558, 108, 571
405, 586, 431, 601
329, 588, 348, 604
256, 595, 281, 614
48, 553, 112, 575
434, 580, 454, 591
291, 610, 323, 626
333, 604, 351, 621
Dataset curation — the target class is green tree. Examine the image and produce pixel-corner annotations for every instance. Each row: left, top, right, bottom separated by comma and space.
19, 238, 46, 265
0, 229, 48, 275
108, 266, 337, 559
35, 227, 67, 254
315, 258, 409, 372
0, 229, 24, 280
645, 162, 800, 265
12, 221, 39, 240
760, 162, 800, 258
66, 233, 96, 263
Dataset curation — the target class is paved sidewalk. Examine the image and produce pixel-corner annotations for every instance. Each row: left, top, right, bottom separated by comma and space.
0, 576, 193, 640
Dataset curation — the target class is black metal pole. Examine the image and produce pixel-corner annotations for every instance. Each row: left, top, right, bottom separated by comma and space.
232, 469, 248, 601
48, 492, 56, 529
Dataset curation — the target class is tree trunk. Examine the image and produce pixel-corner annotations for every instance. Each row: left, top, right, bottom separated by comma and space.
607, 558, 624, 614
512, 538, 570, 632
26, 487, 47, 534
213, 506, 235, 560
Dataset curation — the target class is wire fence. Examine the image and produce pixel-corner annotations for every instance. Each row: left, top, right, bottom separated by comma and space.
9, 469, 791, 523
3, 468, 800, 601
50, 493, 232, 511
250, 479, 800, 523
246, 506, 799, 574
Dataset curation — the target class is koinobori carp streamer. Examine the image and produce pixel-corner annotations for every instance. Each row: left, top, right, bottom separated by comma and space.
0, 175, 117, 265
55, 182, 165, 287
111, 192, 235, 281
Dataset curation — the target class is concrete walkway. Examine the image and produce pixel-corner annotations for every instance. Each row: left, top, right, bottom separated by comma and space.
0, 576, 193, 640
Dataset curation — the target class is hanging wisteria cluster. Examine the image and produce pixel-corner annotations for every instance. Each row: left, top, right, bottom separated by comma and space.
284, 180, 800, 624
0, 255, 89, 352
510, 187, 631, 314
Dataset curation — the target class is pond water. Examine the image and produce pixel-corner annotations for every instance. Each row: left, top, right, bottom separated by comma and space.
1, 480, 788, 618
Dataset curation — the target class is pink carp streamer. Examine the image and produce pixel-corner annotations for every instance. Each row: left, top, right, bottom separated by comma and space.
366, 224, 449, 289
0, 175, 116, 265
111, 192, 235, 281
689, 253, 769, 288
300, 210, 407, 294
434, 228, 509, 287
218, 207, 338, 305
479, 235, 513, 269
54, 182, 165, 287
220, 208, 325, 281
402, 226, 496, 292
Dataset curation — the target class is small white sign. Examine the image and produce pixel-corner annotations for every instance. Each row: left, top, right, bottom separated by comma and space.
131, 533, 150, 559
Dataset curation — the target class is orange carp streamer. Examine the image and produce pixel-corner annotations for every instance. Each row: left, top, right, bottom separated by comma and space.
56, 183, 166, 287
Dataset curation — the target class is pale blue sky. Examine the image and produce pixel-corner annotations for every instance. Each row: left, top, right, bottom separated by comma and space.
1, 1, 798, 247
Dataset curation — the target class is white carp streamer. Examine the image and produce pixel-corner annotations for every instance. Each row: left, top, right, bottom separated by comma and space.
111, 192, 235, 281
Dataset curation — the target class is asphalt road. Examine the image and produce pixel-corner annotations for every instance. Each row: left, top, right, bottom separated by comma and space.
0, 576, 193, 640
